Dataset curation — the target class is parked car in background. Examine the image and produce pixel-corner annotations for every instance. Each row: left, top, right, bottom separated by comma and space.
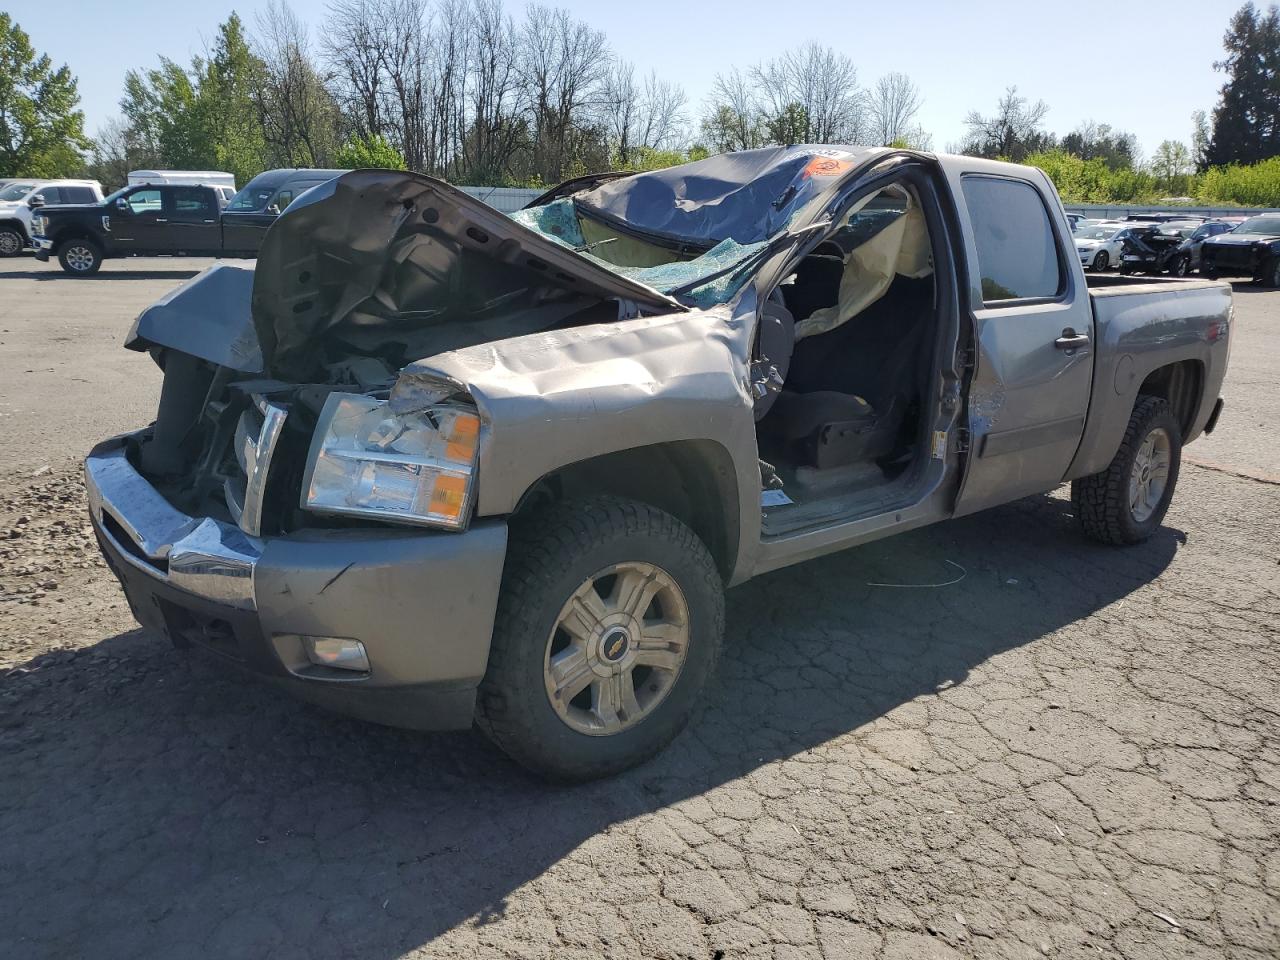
1118, 223, 1190, 275
33, 183, 233, 274
32, 171, 351, 275
1200, 213, 1280, 285
1167, 220, 1233, 276
1072, 222, 1128, 271
0, 179, 104, 256
221, 168, 348, 252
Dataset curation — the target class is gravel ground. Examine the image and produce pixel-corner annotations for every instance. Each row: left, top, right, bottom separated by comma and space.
0, 258, 1277, 959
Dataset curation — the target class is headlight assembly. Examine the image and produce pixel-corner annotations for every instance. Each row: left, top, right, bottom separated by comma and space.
301, 393, 480, 530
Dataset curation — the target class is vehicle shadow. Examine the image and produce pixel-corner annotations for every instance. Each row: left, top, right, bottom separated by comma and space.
0, 490, 1183, 958
5, 268, 204, 281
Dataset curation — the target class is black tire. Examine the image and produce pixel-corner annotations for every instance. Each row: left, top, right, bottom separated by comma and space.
1173, 255, 1192, 277
1266, 257, 1280, 288
1203, 263, 1219, 280
1093, 251, 1109, 272
57, 238, 102, 276
1119, 262, 1132, 275
0, 226, 23, 257
1071, 396, 1182, 546
476, 496, 724, 781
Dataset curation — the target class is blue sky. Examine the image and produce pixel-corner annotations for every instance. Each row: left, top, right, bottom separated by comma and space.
25, 0, 1237, 160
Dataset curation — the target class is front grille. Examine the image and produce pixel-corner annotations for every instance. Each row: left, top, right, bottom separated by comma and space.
223, 397, 288, 537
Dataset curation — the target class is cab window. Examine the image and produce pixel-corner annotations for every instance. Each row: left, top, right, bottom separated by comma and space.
126, 189, 162, 214
171, 187, 215, 219
961, 176, 1064, 304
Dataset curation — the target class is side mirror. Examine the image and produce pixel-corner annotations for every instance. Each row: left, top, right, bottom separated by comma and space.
266, 203, 281, 216
115, 197, 129, 212
27, 194, 45, 208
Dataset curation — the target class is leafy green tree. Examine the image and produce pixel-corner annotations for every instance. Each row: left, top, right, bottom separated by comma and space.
1151, 140, 1193, 193
194, 14, 267, 185
1205, 3, 1280, 166
333, 133, 406, 169
0, 13, 90, 176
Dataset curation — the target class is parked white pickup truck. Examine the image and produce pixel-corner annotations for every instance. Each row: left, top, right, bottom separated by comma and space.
86, 147, 1231, 780
0, 178, 103, 255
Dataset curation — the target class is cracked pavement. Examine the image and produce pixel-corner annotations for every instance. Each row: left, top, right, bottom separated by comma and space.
0, 258, 1277, 959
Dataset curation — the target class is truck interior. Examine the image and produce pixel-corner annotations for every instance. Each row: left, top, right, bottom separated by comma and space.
753, 179, 944, 535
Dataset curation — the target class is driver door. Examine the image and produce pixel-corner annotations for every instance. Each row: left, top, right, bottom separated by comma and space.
108, 188, 171, 253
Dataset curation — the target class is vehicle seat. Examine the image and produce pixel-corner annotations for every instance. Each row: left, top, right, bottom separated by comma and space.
759, 275, 933, 470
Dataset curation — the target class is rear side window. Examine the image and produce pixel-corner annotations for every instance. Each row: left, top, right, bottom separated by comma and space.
171, 187, 215, 217
961, 176, 1064, 303
62, 186, 96, 203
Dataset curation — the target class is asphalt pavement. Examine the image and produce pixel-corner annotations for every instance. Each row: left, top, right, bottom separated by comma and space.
0, 257, 1276, 959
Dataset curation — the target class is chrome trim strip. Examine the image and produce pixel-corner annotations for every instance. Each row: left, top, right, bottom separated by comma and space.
226, 397, 288, 537
86, 441, 261, 610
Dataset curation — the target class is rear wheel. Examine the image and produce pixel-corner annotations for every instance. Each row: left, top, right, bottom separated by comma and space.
1266, 257, 1280, 288
476, 496, 724, 781
1072, 396, 1181, 545
1203, 263, 1219, 280
0, 226, 23, 257
1093, 251, 1109, 271
57, 238, 102, 276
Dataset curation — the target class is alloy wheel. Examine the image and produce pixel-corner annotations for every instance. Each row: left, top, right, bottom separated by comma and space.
543, 561, 690, 736
1129, 427, 1172, 523
65, 244, 96, 272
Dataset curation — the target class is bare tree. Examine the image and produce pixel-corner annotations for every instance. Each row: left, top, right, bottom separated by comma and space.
868, 72, 922, 146
752, 44, 866, 144
252, 1, 344, 166
324, 0, 385, 139
605, 63, 688, 164
518, 5, 610, 182
460, 0, 523, 181
700, 67, 764, 152
961, 86, 1053, 161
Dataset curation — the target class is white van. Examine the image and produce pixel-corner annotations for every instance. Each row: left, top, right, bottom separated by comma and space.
127, 170, 236, 195
0, 179, 105, 256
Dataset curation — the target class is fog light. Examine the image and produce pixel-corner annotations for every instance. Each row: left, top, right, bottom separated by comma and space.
303, 636, 370, 672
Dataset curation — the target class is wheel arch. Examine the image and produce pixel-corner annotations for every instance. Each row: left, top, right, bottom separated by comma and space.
1136, 359, 1203, 440
510, 439, 741, 584
0, 217, 27, 239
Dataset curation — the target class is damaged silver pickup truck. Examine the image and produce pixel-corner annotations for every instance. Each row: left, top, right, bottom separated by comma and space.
86, 147, 1232, 780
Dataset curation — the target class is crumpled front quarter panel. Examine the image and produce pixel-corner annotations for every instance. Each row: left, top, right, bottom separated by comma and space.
392, 302, 763, 569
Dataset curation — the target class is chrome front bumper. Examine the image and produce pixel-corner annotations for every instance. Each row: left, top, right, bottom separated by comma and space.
86, 440, 261, 609
84, 435, 511, 729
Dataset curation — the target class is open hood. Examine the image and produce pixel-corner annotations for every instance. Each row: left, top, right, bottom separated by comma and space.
250, 171, 684, 379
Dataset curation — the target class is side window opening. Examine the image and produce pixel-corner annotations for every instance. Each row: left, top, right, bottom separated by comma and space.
961, 176, 1063, 304
753, 178, 941, 520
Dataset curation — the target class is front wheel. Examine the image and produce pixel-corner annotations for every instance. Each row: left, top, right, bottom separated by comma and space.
476, 496, 725, 781
1072, 396, 1182, 545
58, 238, 102, 276
1266, 257, 1280, 288
1173, 255, 1192, 277
0, 226, 23, 257
1119, 262, 1133, 275
1093, 251, 1109, 271
1203, 263, 1219, 280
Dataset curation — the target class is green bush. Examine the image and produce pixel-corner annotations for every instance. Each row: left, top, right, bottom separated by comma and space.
333, 134, 407, 171
1199, 157, 1280, 206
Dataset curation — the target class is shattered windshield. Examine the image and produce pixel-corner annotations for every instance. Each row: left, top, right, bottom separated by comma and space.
511, 198, 768, 306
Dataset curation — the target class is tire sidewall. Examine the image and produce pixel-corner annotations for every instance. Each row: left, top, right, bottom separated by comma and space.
487, 508, 722, 778
1094, 251, 1108, 271
1116, 404, 1182, 541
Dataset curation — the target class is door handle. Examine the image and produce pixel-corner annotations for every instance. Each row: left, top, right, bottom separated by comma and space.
1054, 328, 1090, 349
155, 218, 168, 223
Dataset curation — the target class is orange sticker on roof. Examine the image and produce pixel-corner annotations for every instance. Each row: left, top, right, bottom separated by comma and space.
802, 156, 854, 178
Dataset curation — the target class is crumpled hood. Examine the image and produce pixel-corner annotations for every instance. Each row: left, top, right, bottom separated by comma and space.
251, 170, 684, 379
